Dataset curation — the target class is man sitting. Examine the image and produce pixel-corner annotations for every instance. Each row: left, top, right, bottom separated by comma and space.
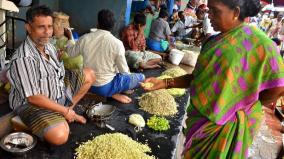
147, 9, 171, 52
184, 0, 199, 17
171, 11, 196, 40
7, 5, 96, 145
121, 13, 162, 70
195, 6, 217, 38
66, 9, 144, 103
189, 6, 218, 46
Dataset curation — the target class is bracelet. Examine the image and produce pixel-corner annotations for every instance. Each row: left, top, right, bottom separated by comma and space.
165, 78, 175, 89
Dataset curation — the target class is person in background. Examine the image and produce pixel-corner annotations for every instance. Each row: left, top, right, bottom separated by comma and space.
272, 38, 284, 57
142, 0, 284, 158
171, 11, 196, 40
249, 16, 259, 27
66, 9, 145, 104
147, 0, 159, 12
7, 5, 96, 145
268, 13, 283, 38
188, 5, 217, 46
121, 13, 162, 70
170, 9, 179, 24
173, 0, 181, 11
279, 19, 284, 51
147, 9, 171, 52
259, 12, 270, 32
184, 0, 200, 17
195, 5, 218, 38
159, 0, 168, 11
138, 5, 155, 39
143, 5, 155, 15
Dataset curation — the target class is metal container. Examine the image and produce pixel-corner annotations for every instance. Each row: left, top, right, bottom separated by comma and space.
86, 103, 116, 128
86, 102, 116, 121
0, 132, 37, 155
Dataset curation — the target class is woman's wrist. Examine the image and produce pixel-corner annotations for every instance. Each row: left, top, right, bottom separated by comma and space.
164, 78, 175, 89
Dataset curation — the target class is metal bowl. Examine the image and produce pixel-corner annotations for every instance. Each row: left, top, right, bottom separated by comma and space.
0, 132, 37, 155
86, 103, 116, 121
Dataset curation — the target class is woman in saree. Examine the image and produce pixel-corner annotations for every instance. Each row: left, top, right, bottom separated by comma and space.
141, 0, 284, 158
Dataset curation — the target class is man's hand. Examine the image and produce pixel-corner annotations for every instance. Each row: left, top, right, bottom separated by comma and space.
63, 108, 75, 122
185, 26, 192, 29
63, 108, 86, 124
138, 24, 145, 34
194, 39, 201, 47
27, 95, 87, 124
64, 28, 72, 40
140, 77, 166, 91
57, 49, 65, 60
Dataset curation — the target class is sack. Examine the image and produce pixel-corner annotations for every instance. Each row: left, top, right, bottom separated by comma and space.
180, 50, 199, 67
169, 49, 184, 65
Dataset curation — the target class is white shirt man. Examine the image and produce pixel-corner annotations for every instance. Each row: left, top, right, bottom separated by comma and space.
202, 13, 218, 36
171, 15, 196, 38
66, 9, 145, 104
67, 29, 129, 87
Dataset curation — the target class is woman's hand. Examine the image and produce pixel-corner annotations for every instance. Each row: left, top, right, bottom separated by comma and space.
140, 77, 166, 91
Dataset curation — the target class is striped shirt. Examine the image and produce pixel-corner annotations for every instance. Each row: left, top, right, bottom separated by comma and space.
7, 36, 66, 110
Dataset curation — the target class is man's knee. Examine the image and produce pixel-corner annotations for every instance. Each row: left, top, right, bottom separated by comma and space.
43, 122, 69, 145
83, 67, 96, 84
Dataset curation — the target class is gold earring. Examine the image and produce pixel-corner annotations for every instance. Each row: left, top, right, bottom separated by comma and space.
234, 17, 238, 20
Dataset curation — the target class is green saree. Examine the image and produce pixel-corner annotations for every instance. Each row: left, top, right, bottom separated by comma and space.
184, 24, 284, 158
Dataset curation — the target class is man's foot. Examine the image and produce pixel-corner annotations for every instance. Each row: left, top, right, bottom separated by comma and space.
112, 94, 132, 103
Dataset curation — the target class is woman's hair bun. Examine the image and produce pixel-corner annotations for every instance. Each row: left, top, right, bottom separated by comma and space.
220, 0, 261, 20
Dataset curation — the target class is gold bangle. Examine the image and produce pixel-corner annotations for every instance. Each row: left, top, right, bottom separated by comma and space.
165, 78, 175, 89
163, 79, 168, 88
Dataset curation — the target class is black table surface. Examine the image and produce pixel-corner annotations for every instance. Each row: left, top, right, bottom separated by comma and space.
0, 68, 190, 159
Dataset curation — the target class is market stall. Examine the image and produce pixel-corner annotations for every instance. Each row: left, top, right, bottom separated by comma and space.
0, 67, 191, 159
